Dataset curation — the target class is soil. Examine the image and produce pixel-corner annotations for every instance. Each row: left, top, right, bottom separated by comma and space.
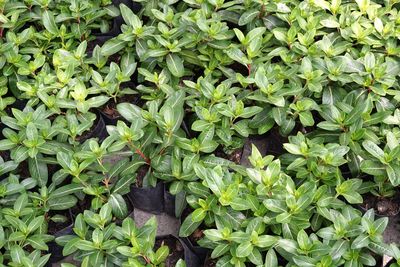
101, 92, 141, 120
135, 165, 150, 188
17, 160, 30, 178
47, 209, 73, 235
361, 194, 400, 216
189, 228, 204, 245
0, 151, 10, 161
203, 256, 217, 267
215, 147, 243, 164
154, 236, 184, 267
228, 62, 249, 76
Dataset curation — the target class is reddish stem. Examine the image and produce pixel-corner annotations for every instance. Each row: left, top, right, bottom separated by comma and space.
247, 64, 252, 76
135, 148, 151, 165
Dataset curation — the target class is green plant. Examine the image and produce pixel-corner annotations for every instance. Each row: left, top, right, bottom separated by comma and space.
361, 130, 400, 196
0, 193, 53, 266
196, 146, 392, 267
56, 205, 185, 266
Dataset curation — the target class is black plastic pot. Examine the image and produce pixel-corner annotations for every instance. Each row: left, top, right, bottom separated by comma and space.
156, 235, 202, 267
127, 182, 165, 214
164, 187, 176, 217
46, 224, 74, 266
180, 237, 210, 264
77, 112, 108, 143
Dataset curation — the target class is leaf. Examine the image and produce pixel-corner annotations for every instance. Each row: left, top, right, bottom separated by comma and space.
14, 194, 28, 213
362, 140, 384, 161
101, 39, 126, 56
108, 194, 128, 219
179, 214, 202, 237
386, 165, 400, 186
28, 157, 48, 187
27, 236, 48, 250
320, 18, 340, 28
75, 240, 97, 251
27, 216, 45, 233
360, 160, 386, 176
265, 249, 278, 267
155, 246, 169, 264
120, 4, 141, 29
166, 54, 184, 77
117, 103, 142, 122
239, 9, 259, 26
48, 195, 77, 210
50, 184, 84, 199
42, 10, 58, 35
236, 241, 253, 257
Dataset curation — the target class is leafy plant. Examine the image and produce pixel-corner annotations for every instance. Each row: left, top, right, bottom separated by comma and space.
56, 205, 185, 266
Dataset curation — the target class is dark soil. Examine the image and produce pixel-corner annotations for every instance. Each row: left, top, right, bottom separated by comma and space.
204, 256, 217, 267
361, 194, 400, 216
101, 92, 141, 120
47, 209, 73, 235
17, 160, 30, 178
135, 165, 150, 188
189, 228, 204, 245
155, 237, 184, 267
0, 151, 10, 161
215, 147, 243, 164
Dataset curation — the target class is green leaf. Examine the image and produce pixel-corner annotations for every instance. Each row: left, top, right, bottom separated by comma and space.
48, 195, 77, 210
101, 39, 126, 56
27, 236, 48, 250
255, 235, 278, 248
236, 241, 253, 258
120, 4, 142, 29
75, 240, 97, 251
362, 140, 384, 161
50, 184, 84, 199
265, 249, 278, 267
108, 193, 128, 219
238, 9, 259, 26
351, 234, 369, 249
166, 54, 184, 77
386, 165, 400, 186
27, 216, 44, 233
179, 214, 202, 237
42, 10, 58, 35
360, 160, 386, 176
155, 246, 169, 264
117, 103, 142, 122
28, 157, 48, 187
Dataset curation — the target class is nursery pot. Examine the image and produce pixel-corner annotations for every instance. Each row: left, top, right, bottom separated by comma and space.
46, 224, 74, 266
77, 112, 108, 143
164, 186, 176, 218
156, 235, 202, 267
178, 209, 210, 262
127, 182, 165, 214
180, 237, 210, 263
